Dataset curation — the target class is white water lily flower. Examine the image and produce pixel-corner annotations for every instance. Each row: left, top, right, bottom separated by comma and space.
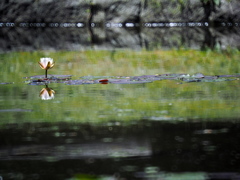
38, 57, 54, 70
39, 87, 55, 100
38, 57, 55, 78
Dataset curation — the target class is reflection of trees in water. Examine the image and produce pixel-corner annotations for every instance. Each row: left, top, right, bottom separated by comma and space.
0, 26, 240, 52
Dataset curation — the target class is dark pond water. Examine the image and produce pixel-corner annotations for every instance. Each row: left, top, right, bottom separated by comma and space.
1, 121, 240, 179
1, 25, 240, 180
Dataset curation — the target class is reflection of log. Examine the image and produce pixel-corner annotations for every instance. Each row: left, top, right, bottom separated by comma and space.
1, 140, 151, 160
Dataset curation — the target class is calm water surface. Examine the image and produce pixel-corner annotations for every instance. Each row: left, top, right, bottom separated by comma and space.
1, 78, 240, 124
1, 41, 240, 179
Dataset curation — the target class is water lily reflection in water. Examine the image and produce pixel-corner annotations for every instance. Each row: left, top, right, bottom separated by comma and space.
39, 85, 55, 100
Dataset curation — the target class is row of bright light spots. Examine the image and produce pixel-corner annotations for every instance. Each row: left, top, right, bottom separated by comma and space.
0, 22, 85, 28
0, 22, 240, 28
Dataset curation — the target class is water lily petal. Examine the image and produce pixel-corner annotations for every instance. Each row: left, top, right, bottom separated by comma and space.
38, 62, 45, 69
39, 87, 55, 100
39, 57, 54, 70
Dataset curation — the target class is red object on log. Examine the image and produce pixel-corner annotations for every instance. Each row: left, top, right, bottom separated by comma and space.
99, 79, 109, 84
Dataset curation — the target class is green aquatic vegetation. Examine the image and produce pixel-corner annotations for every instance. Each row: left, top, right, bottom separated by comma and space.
1, 49, 240, 81
0, 49, 240, 125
